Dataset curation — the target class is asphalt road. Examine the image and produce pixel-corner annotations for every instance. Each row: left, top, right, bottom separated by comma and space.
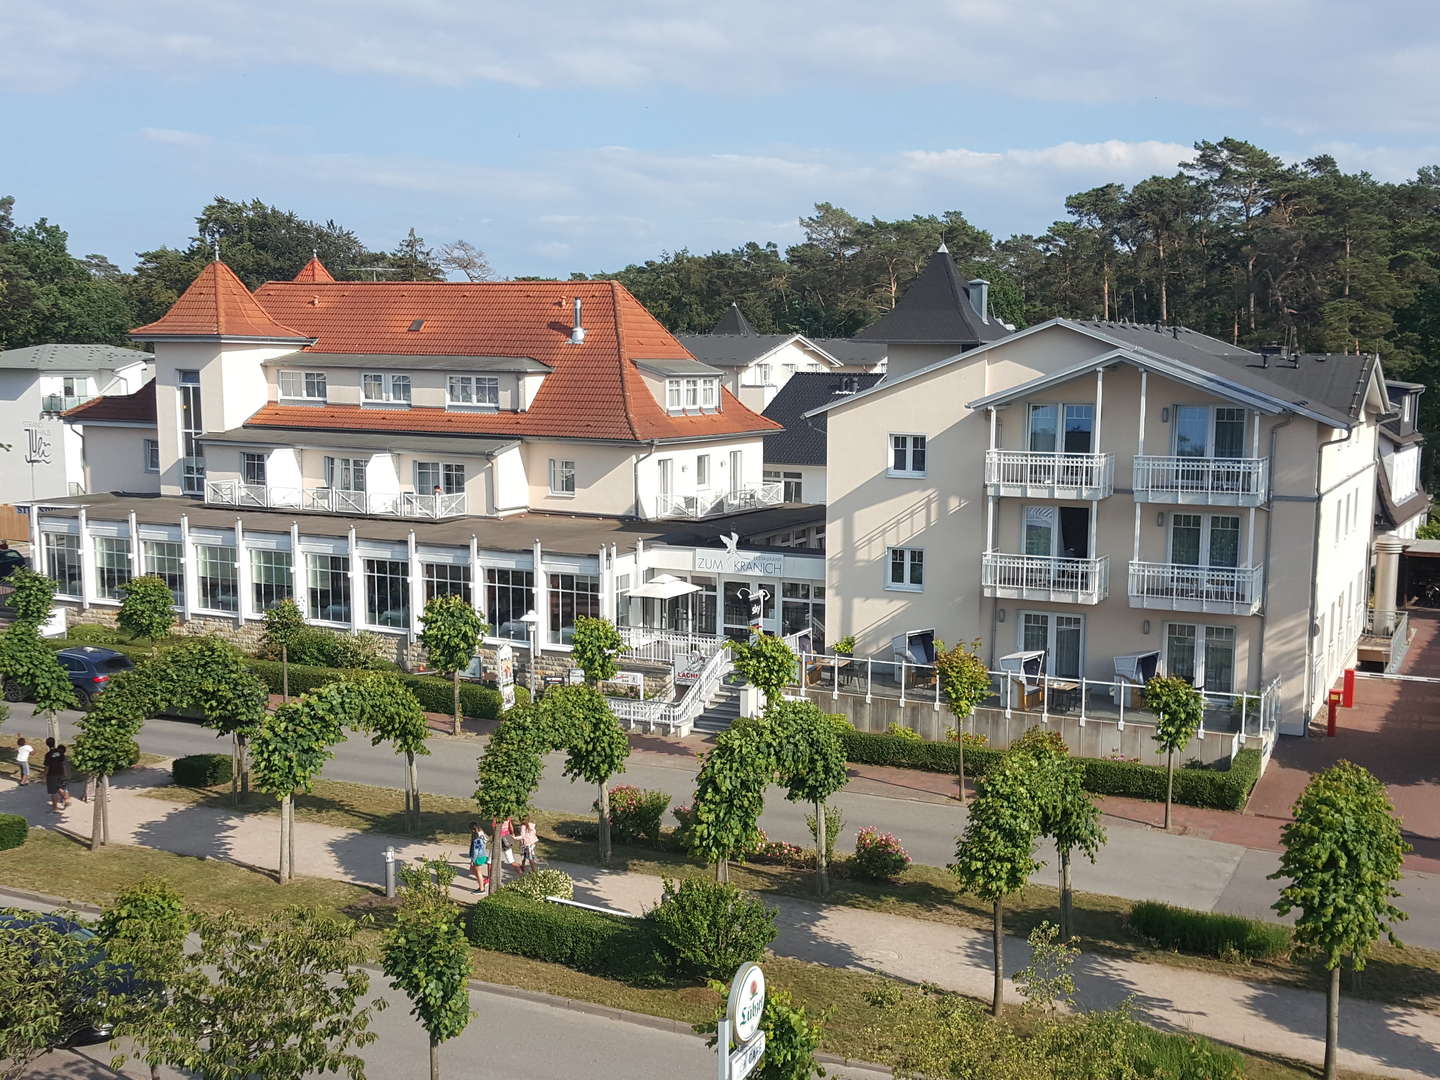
4, 892, 883, 1080
14, 701, 1440, 949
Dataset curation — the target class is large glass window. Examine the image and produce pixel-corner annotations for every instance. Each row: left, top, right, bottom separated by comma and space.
325, 456, 367, 491
364, 558, 409, 628
95, 537, 131, 600
422, 563, 470, 604
1175, 405, 1247, 458
484, 569, 534, 640
306, 553, 350, 623
278, 371, 327, 402
1170, 513, 1240, 567
44, 534, 82, 596
548, 573, 599, 644
1165, 623, 1236, 694
142, 540, 184, 605
447, 375, 499, 407
143, 439, 160, 474
780, 582, 826, 643
362, 373, 411, 405
1020, 611, 1083, 679
250, 550, 292, 611
1028, 404, 1094, 453
415, 462, 464, 494
195, 545, 238, 612
178, 369, 204, 494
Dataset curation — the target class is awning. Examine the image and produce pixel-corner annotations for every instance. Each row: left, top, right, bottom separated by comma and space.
627, 574, 703, 600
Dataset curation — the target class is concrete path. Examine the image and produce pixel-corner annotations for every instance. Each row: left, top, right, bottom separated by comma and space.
10, 777, 1440, 1080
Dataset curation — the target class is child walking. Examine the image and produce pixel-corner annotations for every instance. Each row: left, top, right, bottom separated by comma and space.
518, 817, 539, 873
468, 821, 490, 892
14, 737, 32, 785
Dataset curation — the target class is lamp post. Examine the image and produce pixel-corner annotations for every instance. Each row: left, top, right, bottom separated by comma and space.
519, 609, 539, 699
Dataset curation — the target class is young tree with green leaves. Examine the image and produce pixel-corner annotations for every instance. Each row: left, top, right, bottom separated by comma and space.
473, 704, 547, 894
769, 699, 848, 897
418, 594, 486, 736
570, 615, 624, 685
381, 861, 473, 1080
345, 671, 430, 831
934, 638, 992, 804
544, 684, 630, 864
167, 637, 269, 803
729, 633, 798, 708
1271, 762, 1409, 1080
687, 720, 775, 883
0, 621, 80, 742
950, 750, 1045, 1015
261, 598, 306, 702
70, 712, 139, 850
117, 575, 176, 643
1146, 675, 1205, 830
5, 568, 56, 626
97, 878, 190, 1080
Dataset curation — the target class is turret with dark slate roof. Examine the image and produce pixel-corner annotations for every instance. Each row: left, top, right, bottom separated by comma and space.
709, 302, 760, 336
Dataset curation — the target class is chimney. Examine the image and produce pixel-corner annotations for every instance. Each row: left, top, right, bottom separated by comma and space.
967, 279, 990, 324
570, 297, 585, 344
1257, 343, 1283, 369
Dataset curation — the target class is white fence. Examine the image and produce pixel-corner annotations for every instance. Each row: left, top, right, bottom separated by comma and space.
1128, 561, 1263, 614
206, 479, 466, 519
1132, 455, 1268, 506
608, 631, 733, 737
982, 553, 1110, 604
1363, 609, 1411, 674
984, 450, 1114, 498
653, 482, 784, 520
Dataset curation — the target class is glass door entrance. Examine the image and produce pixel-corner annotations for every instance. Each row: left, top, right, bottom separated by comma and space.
723, 580, 775, 641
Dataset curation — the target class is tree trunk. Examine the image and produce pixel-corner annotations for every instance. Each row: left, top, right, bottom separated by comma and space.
407, 751, 420, 831
89, 774, 105, 851
488, 823, 503, 895
101, 778, 110, 846
430, 1036, 440, 1080
1164, 748, 1175, 830
452, 671, 462, 737
238, 734, 250, 799
814, 799, 829, 898
992, 897, 1005, 1017
715, 858, 729, 884
1324, 965, 1340, 1080
288, 791, 296, 876
281, 645, 289, 703
1059, 849, 1073, 943
47, 711, 59, 746
279, 794, 292, 883
956, 716, 967, 805
598, 781, 612, 866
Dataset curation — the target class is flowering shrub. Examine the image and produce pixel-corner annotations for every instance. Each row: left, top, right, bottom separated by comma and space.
885, 722, 923, 743
747, 828, 810, 867
600, 784, 671, 846
672, 802, 697, 847
944, 729, 990, 748
851, 827, 911, 881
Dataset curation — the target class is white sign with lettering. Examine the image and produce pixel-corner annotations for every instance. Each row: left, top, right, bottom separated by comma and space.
693, 548, 783, 577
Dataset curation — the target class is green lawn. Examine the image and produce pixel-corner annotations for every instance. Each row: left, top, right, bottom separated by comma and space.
0, 733, 168, 784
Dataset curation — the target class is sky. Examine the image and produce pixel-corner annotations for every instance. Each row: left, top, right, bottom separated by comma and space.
4, 0, 1440, 279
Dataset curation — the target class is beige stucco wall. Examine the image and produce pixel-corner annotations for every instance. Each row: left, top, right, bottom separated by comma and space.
522, 440, 638, 516
263, 364, 524, 411
82, 427, 161, 495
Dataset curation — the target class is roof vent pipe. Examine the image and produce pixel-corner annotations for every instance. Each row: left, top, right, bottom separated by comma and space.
967, 279, 990, 324
570, 297, 586, 344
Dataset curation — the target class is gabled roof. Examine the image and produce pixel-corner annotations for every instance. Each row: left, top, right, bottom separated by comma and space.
762, 371, 883, 466
129, 261, 313, 343
807, 338, 887, 368
292, 256, 336, 284
710, 303, 759, 336
676, 333, 801, 369
854, 247, 1008, 347
0, 344, 152, 372
62, 378, 156, 426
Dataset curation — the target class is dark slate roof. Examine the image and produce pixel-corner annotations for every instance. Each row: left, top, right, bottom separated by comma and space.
1376, 459, 1431, 530
633, 356, 725, 377
0, 343, 152, 371
659, 504, 826, 548
62, 379, 156, 425
762, 371, 884, 466
1071, 321, 1378, 427
676, 333, 795, 368
854, 248, 1008, 346
809, 338, 887, 368
709, 303, 759, 336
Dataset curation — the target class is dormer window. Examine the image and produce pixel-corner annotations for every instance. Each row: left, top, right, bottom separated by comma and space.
665, 377, 719, 414
279, 370, 327, 403
363, 372, 411, 406
448, 375, 499, 409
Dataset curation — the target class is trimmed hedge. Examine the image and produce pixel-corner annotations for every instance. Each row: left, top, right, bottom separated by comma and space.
465, 891, 663, 981
1129, 900, 1291, 961
0, 813, 27, 851
172, 753, 233, 788
841, 730, 1264, 811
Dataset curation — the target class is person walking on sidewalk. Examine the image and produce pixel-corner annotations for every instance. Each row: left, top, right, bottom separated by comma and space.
45, 743, 71, 812
468, 822, 490, 892
14, 737, 32, 785
518, 817, 539, 873
497, 816, 516, 870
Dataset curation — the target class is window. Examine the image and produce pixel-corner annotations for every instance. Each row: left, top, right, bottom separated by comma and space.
62, 376, 87, 398
242, 452, 267, 487
729, 450, 743, 495
143, 439, 160, 474
1020, 611, 1084, 679
251, 550, 292, 611
195, 545, 238, 612
422, 563, 471, 604
44, 533, 82, 596
178, 370, 204, 494
886, 547, 924, 591
364, 559, 409, 628
889, 434, 927, 476
666, 377, 719, 412
278, 371, 327, 402
362, 372, 411, 405
448, 375, 499, 408
95, 537, 131, 600
666, 381, 682, 410
548, 572, 599, 644
415, 462, 464, 495
548, 459, 576, 495
484, 569, 534, 640
142, 540, 184, 606
780, 582, 826, 643
1170, 513, 1240, 567
307, 553, 350, 622
702, 379, 718, 408
1174, 406, 1247, 458
755, 364, 771, 386
1028, 404, 1095, 453
697, 455, 710, 488
657, 459, 673, 497
1165, 623, 1236, 694
324, 456, 367, 492
766, 469, 802, 502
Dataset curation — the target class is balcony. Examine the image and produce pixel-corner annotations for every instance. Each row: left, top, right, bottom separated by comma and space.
982, 552, 1110, 605
205, 479, 466, 520
41, 393, 93, 414
654, 482, 784, 520
984, 450, 1114, 500
1132, 456, 1268, 506
1127, 561, 1264, 615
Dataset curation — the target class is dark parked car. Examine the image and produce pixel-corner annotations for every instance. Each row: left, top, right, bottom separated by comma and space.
2, 645, 134, 708
0, 544, 26, 580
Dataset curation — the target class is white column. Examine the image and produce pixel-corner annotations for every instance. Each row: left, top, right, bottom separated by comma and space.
348, 525, 362, 632
28, 505, 40, 570
987, 406, 997, 451
469, 535, 483, 620
407, 530, 422, 641
179, 513, 195, 622
1251, 411, 1261, 458
234, 517, 248, 626
1088, 500, 1098, 561
1133, 505, 1142, 564
77, 506, 93, 609
1137, 371, 1148, 455
532, 539, 549, 648
599, 546, 616, 622
1094, 368, 1105, 450
127, 510, 142, 578
289, 522, 303, 618
1246, 506, 1257, 570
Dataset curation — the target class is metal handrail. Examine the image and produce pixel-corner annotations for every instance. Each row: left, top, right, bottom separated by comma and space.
984, 450, 1114, 494
205, 479, 466, 519
981, 552, 1110, 602
1128, 561, 1263, 611
1133, 455, 1268, 503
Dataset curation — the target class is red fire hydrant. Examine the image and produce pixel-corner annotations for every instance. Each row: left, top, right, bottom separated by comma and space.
1342, 667, 1356, 708
1327, 689, 1343, 737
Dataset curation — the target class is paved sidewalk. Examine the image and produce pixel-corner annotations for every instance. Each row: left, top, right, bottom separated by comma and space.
20, 777, 1440, 1080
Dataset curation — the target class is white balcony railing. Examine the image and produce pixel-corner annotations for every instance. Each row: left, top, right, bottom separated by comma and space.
654, 482, 784, 520
982, 552, 1110, 605
1361, 609, 1411, 673
205, 479, 466, 519
1127, 561, 1264, 614
41, 393, 93, 414
984, 450, 1114, 499
1132, 456, 1268, 506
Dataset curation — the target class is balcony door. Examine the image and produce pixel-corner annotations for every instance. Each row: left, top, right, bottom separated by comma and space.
1023, 505, 1091, 560
1028, 404, 1094, 453
1169, 513, 1240, 568
1020, 611, 1084, 679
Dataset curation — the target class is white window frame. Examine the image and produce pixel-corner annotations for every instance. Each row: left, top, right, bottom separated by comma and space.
415, 461, 465, 495
1167, 511, 1241, 567
1017, 610, 1086, 679
362, 372, 412, 406
755, 363, 772, 386
1172, 404, 1248, 458
885, 546, 924, 592
324, 456, 368, 492
701, 379, 718, 409
278, 370, 328, 402
548, 458, 577, 496
1027, 403, 1096, 454
696, 454, 710, 488
665, 377, 719, 413
888, 433, 927, 477
241, 452, 267, 486
143, 439, 160, 474
666, 380, 682, 410
1163, 622, 1237, 695
447, 374, 500, 409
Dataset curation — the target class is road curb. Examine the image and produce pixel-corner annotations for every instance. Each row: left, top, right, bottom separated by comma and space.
0, 882, 103, 915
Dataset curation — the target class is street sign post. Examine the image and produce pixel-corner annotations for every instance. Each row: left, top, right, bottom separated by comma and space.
717, 962, 765, 1080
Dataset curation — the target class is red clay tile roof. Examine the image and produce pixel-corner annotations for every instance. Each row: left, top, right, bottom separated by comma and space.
292, 256, 336, 284
130, 261, 313, 341
62, 378, 157, 425
245, 277, 780, 443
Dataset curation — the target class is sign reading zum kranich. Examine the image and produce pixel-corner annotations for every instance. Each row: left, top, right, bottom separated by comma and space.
717, 962, 766, 1080
694, 532, 783, 577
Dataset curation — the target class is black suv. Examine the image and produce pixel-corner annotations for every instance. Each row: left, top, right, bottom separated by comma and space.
0, 910, 141, 1045
2, 645, 133, 708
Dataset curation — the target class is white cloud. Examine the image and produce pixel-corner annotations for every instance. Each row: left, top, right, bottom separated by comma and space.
140, 127, 213, 147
